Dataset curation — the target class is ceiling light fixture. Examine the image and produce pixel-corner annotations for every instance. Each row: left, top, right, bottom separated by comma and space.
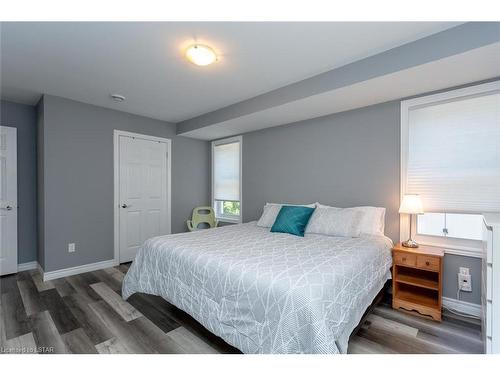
185, 44, 217, 66
110, 94, 126, 102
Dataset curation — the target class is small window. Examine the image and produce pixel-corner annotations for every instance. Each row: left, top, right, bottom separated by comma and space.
417, 213, 483, 241
212, 136, 242, 222
214, 200, 241, 219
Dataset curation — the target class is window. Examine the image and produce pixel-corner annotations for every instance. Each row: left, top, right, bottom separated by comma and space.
212, 136, 242, 222
401, 81, 500, 256
417, 213, 484, 241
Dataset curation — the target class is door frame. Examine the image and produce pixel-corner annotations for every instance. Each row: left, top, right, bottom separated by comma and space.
113, 130, 172, 265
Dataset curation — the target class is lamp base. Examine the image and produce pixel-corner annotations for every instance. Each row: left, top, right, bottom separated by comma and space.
402, 239, 419, 248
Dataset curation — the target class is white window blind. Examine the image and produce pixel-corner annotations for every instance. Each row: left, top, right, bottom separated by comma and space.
213, 140, 240, 202
406, 92, 500, 213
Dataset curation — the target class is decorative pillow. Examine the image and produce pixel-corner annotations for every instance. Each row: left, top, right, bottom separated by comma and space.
270, 206, 316, 237
316, 203, 385, 236
305, 207, 365, 237
257, 202, 316, 228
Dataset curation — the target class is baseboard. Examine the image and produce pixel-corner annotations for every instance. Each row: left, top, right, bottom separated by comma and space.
442, 297, 482, 318
42, 259, 118, 281
17, 261, 39, 272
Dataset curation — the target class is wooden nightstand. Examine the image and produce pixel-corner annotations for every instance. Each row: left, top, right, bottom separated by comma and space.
392, 243, 444, 321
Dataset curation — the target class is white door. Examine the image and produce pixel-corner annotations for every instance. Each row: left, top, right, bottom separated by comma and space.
118, 134, 170, 263
0, 126, 18, 276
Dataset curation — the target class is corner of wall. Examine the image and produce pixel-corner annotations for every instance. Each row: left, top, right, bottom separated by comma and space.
36, 95, 45, 269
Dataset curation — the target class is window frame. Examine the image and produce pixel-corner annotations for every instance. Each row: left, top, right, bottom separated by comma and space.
211, 135, 242, 224
410, 215, 483, 258
400, 80, 500, 258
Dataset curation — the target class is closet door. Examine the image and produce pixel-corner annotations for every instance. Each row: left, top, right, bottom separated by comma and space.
118, 134, 169, 263
0, 126, 18, 275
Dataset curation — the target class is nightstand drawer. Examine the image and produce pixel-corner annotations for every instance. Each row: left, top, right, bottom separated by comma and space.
394, 252, 417, 267
417, 255, 440, 271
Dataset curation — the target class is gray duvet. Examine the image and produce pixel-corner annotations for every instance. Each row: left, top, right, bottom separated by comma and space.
122, 222, 392, 354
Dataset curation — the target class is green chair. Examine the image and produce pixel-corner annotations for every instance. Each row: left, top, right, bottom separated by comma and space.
187, 206, 218, 231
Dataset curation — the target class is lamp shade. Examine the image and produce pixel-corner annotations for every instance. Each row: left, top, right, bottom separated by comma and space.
399, 194, 424, 214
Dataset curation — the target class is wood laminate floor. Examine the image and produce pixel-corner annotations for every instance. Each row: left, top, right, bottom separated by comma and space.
0, 263, 483, 354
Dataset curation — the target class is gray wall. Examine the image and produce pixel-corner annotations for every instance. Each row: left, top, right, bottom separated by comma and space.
240, 100, 481, 304
39, 95, 210, 272
242, 101, 401, 240
0, 100, 38, 264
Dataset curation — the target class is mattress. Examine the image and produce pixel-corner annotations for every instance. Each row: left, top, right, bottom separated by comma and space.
122, 222, 393, 354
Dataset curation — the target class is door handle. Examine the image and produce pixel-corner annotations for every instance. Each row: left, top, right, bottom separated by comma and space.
1, 205, 13, 211
121, 204, 129, 208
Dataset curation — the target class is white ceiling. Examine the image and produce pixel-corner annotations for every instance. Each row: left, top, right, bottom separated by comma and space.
1, 22, 461, 123
182, 43, 500, 140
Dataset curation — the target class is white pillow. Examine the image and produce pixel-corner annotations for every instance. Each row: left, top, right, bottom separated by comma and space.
306, 207, 365, 237
316, 203, 386, 236
257, 202, 316, 228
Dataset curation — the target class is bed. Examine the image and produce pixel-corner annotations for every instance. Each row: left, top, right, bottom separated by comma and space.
122, 221, 393, 354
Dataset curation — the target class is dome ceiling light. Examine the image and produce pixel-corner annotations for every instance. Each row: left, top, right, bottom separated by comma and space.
185, 44, 217, 66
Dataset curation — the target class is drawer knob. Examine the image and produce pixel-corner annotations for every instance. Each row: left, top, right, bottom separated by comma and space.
426, 261, 430, 266
402, 257, 407, 262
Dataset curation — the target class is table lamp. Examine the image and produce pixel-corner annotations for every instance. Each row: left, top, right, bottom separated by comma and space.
399, 194, 424, 248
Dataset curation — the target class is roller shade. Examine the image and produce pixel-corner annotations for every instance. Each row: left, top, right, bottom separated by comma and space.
406, 92, 500, 213
213, 141, 240, 201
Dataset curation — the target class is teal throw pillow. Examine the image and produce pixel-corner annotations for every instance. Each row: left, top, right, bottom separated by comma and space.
270, 205, 315, 237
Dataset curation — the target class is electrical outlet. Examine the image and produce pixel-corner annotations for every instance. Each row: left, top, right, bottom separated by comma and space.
68, 243, 76, 253
458, 273, 472, 292
459, 267, 470, 275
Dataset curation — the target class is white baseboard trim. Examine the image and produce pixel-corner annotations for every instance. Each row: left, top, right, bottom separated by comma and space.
42, 259, 118, 281
442, 297, 482, 318
17, 261, 39, 272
